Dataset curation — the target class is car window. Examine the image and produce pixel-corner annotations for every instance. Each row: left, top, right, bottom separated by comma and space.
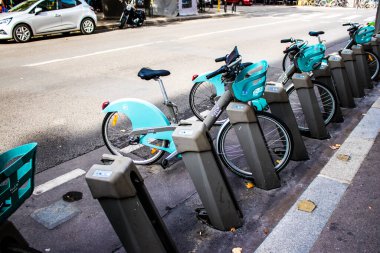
9, 0, 39, 12
36, 0, 58, 11
59, 0, 76, 8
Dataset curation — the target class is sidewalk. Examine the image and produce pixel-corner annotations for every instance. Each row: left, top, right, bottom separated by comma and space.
5, 39, 380, 252
95, 8, 237, 30
255, 97, 380, 253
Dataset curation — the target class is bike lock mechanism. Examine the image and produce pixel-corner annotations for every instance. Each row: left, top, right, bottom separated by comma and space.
312, 64, 344, 123
264, 82, 309, 161
328, 55, 356, 108
352, 45, 373, 89
226, 102, 281, 190
85, 155, 178, 253
292, 73, 330, 140
341, 49, 365, 98
172, 122, 243, 231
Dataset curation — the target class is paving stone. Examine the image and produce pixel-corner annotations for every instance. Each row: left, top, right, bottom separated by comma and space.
31, 200, 80, 230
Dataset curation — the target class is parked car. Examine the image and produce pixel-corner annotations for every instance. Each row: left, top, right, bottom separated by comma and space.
0, 0, 97, 43
226, 0, 253, 5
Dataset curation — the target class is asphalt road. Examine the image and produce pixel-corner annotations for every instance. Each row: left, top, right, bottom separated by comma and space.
0, 6, 376, 172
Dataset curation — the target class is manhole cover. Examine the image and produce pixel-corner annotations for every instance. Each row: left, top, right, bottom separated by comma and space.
62, 191, 83, 202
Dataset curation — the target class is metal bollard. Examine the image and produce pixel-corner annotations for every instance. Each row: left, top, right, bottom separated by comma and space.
292, 73, 330, 140
226, 102, 281, 190
86, 156, 178, 253
172, 122, 243, 231
328, 55, 356, 108
352, 44, 373, 89
263, 82, 309, 161
312, 64, 344, 122
341, 49, 365, 98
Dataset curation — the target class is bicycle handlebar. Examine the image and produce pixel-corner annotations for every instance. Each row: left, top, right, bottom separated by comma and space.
284, 46, 298, 54
206, 56, 242, 79
281, 38, 292, 43
215, 55, 227, 62
206, 66, 227, 79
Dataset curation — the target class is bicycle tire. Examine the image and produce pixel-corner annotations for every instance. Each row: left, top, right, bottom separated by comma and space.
217, 111, 293, 179
189, 81, 228, 125
286, 80, 337, 134
282, 52, 293, 71
365, 51, 380, 80
102, 112, 166, 164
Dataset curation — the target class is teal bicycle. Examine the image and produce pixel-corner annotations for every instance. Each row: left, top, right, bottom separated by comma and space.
189, 32, 337, 135
102, 47, 293, 179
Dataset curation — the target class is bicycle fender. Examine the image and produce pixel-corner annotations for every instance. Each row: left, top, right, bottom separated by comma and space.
102, 98, 170, 129
192, 72, 225, 96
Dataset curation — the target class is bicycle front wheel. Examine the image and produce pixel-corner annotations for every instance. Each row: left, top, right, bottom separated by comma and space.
282, 53, 294, 71
102, 112, 166, 165
287, 80, 337, 133
366, 51, 380, 80
189, 81, 228, 125
217, 111, 293, 179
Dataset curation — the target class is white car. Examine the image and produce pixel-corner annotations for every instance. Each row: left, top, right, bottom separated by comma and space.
0, 0, 97, 42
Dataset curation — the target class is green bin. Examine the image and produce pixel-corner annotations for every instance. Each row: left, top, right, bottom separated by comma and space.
0, 143, 37, 223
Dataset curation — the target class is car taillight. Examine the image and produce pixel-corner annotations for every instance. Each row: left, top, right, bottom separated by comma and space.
102, 101, 110, 110
192, 74, 199, 81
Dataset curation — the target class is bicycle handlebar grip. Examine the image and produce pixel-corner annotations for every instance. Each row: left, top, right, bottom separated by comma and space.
215, 55, 227, 62
281, 39, 292, 43
206, 66, 226, 79
342, 23, 351, 26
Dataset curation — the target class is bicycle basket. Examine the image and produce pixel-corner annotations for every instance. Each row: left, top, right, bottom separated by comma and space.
296, 43, 326, 72
232, 60, 268, 102
354, 25, 375, 44
0, 143, 37, 223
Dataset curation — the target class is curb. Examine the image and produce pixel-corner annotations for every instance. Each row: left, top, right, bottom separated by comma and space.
96, 13, 237, 31
254, 97, 380, 253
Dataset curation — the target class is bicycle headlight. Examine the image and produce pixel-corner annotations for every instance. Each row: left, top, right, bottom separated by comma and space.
0, 18, 12, 25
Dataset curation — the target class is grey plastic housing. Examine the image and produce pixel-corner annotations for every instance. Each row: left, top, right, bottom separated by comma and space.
292, 73, 330, 139
352, 44, 373, 89
263, 82, 309, 161
172, 122, 243, 231
85, 156, 178, 253
341, 49, 365, 98
312, 64, 344, 123
226, 102, 281, 190
328, 55, 355, 108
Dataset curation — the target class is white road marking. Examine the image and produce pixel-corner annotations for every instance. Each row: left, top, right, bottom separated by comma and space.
33, 168, 86, 195
305, 12, 325, 18
323, 13, 344, 19
340, 14, 362, 21
24, 41, 165, 67
178, 18, 302, 40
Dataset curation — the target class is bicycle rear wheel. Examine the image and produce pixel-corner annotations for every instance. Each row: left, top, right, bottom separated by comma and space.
102, 112, 166, 164
286, 80, 336, 133
217, 111, 293, 179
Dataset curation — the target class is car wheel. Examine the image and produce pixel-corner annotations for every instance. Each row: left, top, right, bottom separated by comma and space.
239, 0, 243, 5
13, 24, 32, 43
80, 18, 95, 35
